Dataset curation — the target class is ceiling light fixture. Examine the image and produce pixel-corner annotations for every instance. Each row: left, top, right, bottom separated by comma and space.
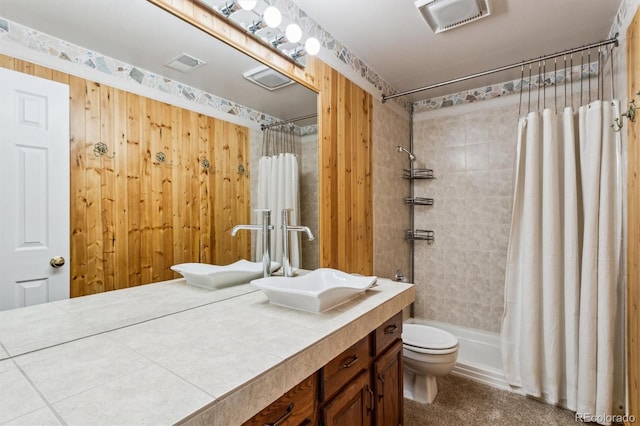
220, 1, 241, 17
271, 34, 287, 48
285, 23, 302, 43
195, 0, 320, 65
304, 37, 320, 56
248, 19, 266, 33
237, 0, 256, 10
263, 6, 282, 28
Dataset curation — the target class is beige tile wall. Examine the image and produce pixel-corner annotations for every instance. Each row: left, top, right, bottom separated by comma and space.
411, 101, 519, 332
372, 99, 411, 280
249, 128, 319, 269
300, 134, 319, 270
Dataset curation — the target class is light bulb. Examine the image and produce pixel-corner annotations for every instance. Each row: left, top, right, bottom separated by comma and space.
285, 23, 302, 43
304, 37, 320, 55
238, 0, 256, 10
263, 6, 282, 28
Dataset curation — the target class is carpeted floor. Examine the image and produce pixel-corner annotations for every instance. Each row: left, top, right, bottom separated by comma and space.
404, 375, 577, 425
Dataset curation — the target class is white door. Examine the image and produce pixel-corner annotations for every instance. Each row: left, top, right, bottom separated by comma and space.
0, 67, 70, 311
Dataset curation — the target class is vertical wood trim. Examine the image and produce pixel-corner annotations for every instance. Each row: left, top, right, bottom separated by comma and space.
114, 88, 130, 289
139, 97, 153, 284
189, 110, 201, 262
627, 9, 640, 419
100, 84, 116, 292
68, 76, 88, 297
319, 67, 339, 269
149, 99, 163, 282
198, 113, 211, 262
85, 81, 104, 295
126, 92, 142, 286
170, 107, 183, 269
161, 104, 174, 280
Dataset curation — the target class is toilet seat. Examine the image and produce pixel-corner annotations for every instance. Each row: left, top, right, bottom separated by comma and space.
402, 324, 458, 354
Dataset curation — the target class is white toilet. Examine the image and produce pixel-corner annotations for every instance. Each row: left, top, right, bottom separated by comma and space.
402, 323, 459, 404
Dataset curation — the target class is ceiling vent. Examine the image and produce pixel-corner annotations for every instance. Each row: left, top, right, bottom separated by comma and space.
243, 66, 294, 91
164, 53, 206, 73
415, 0, 491, 33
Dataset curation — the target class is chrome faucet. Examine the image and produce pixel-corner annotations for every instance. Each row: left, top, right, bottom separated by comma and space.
231, 209, 274, 277
281, 208, 315, 277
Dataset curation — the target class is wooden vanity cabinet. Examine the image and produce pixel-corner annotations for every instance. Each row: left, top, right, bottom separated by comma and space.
372, 340, 403, 426
245, 312, 404, 426
242, 373, 318, 426
321, 311, 404, 426
370, 313, 404, 426
320, 370, 374, 426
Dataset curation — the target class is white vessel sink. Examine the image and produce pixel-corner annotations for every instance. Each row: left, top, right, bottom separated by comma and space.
250, 268, 377, 313
171, 260, 280, 289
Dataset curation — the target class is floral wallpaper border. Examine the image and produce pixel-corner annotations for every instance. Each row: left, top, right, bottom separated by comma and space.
413, 62, 601, 113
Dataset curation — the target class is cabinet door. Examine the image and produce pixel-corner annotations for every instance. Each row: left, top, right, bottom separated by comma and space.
320, 370, 373, 426
373, 340, 403, 426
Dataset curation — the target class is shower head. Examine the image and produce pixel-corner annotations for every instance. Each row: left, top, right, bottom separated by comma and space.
397, 145, 416, 162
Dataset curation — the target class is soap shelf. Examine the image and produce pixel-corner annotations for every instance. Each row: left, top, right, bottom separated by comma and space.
402, 168, 434, 179
404, 229, 434, 243
404, 197, 434, 206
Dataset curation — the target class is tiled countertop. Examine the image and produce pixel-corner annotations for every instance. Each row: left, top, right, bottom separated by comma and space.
0, 278, 414, 425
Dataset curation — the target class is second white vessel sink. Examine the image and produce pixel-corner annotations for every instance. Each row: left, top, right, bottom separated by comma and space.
250, 268, 377, 312
171, 260, 280, 289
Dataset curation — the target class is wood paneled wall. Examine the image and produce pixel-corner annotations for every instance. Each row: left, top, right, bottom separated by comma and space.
0, 54, 250, 297
149, 0, 375, 275
317, 67, 373, 274
627, 9, 640, 420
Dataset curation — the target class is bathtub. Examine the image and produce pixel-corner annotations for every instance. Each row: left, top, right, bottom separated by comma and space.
406, 318, 510, 391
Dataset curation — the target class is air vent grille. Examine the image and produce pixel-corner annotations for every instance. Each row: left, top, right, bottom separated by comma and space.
164, 53, 206, 73
415, 0, 491, 34
243, 66, 294, 91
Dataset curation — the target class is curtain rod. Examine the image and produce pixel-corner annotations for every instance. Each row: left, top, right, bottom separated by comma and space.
261, 113, 318, 130
381, 34, 619, 103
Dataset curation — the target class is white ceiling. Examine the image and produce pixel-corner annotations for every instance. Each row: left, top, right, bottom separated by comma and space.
0, 0, 624, 109
291, 0, 623, 101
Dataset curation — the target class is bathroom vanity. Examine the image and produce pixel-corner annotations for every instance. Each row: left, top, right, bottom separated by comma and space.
0, 277, 414, 425
243, 312, 404, 426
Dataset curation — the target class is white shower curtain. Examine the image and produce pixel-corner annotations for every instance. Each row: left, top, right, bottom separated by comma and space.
255, 153, 301, 268
502, 100, 622, 423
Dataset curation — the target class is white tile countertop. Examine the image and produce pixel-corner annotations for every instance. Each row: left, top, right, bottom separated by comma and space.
0, 278, 414, 425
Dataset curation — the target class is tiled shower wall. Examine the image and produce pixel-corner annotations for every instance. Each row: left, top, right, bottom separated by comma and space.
411, 100, 519, 333
372, 99, 411, 280
300, 134, 319, 270
249, 129, 319, 270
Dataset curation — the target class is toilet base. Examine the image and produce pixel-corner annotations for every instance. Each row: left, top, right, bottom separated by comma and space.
403, 371, 438, 404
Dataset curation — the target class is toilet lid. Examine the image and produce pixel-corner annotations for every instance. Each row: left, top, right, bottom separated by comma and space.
402, 324, 458, 350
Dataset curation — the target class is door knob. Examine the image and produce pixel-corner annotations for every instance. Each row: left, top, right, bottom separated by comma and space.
50, 256, 65, 268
